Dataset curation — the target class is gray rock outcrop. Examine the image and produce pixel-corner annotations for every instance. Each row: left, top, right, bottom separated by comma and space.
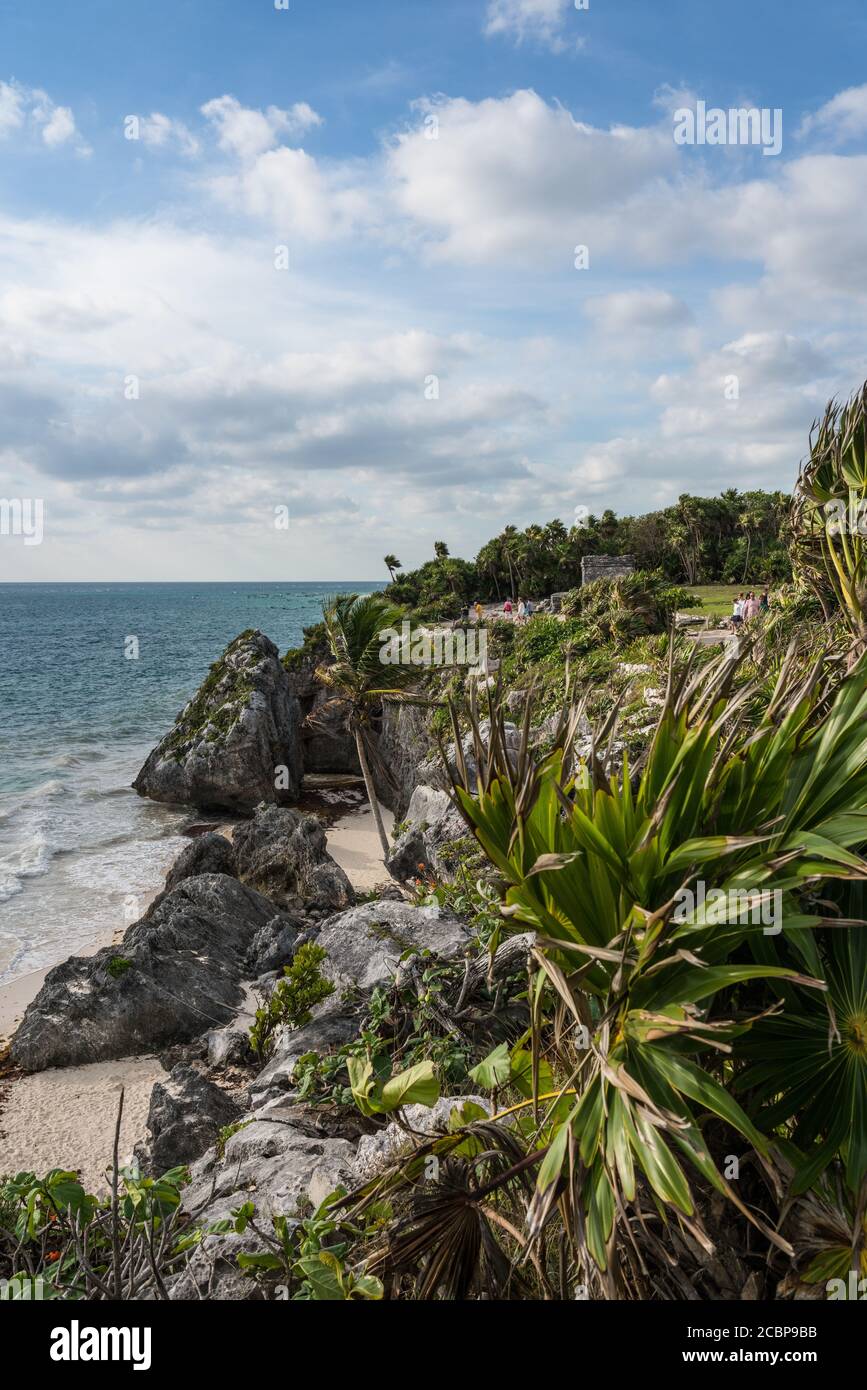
353, 1095, 491, 1183
385, 784, 467, 882
133, 630, 301, 813
373, 702, 433, 817
135, 1063, 244, 1175
283, 640, 360, 775
316, 899, 471, 994
233, 804, 353, 914
9, 875, 293, 1071
164, 833, 236, 891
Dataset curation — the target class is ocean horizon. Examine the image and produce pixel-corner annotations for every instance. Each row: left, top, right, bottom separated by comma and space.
0, 581, 380, 984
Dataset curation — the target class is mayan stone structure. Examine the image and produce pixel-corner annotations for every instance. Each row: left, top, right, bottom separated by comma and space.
581, 554, 636, 585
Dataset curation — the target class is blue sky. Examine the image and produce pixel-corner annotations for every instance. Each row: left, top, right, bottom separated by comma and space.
2, 0, 867, 579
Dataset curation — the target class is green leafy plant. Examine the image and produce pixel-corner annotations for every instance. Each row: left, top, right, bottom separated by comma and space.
346, 1056, 440, 1118
231, 1193, 384, 1301
249, 943, 334, 1061
0, 1160, 191, 1300
434, 643, 867, 1274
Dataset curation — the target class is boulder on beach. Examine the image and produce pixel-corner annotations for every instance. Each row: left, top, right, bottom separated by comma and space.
9, 874, 294, 1072
233, 803, 353, 914
134, 1063, 244, 1175
132, 630, 302, 814
163, 832, 236, 891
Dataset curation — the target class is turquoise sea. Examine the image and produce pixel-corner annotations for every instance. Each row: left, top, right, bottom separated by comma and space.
0, 582, 379, 984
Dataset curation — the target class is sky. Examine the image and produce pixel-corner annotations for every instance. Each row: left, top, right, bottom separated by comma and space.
2, 0, 867, 581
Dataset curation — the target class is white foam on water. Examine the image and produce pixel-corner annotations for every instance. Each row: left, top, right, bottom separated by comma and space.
0, 739, 189, 983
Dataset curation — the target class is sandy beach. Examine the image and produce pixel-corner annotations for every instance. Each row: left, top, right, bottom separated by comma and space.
0, 798, 394, 1191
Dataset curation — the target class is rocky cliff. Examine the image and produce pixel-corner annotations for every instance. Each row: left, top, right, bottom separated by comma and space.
133, 629, 302, 813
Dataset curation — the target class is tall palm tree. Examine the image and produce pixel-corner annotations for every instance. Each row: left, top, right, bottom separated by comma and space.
316, 593, 420, 858
383, 554, 402, 583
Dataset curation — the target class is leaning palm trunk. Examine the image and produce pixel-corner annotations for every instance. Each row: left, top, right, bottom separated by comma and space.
353, 723, 391, 858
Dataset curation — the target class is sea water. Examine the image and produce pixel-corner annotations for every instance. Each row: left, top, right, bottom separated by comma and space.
0, 582, 378, 984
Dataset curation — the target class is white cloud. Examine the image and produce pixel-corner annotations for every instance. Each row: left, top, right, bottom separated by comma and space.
135, 112, 200, 157
584, 289, 692, 331
201, 95, 322, 162
0, 80, 90, 154
583, 289, 698, 360
40, 105, 76, 148
0, 210, 555, 580
799, 84, 867, 144
484, 0, 584, 54
7, 79, 867, 574
387, 90, 674, 264
0, 80, 25, 137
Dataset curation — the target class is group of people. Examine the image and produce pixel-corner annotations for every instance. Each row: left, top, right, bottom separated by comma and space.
502, 597, 535, 623
731, 590, 769, 626
458, 598, 536, 625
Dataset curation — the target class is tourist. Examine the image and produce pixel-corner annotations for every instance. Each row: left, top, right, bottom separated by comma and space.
743, 591, 760, 621
517, 597, 526, 623
760, 590, 769, 612
732, 593, 744, 627
503, 598, 513, 618
525, 597, 534, 619
473, 600, 483, 624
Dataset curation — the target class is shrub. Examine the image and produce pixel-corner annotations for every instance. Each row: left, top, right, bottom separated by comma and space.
249, 943, 334, 1061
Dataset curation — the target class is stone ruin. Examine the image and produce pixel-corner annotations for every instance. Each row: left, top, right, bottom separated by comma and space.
581, 554, 635, 585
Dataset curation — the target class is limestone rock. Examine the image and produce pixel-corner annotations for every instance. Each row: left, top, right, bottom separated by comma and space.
133, 630, 301, 814
163, 833, 236, 892
232, 804, 353, 913
385, 784, 467, 882
353, 1094, 492, 1183
315, 899, 470, 995
10, 875, 289, 1071
135, 1063, 243, 1175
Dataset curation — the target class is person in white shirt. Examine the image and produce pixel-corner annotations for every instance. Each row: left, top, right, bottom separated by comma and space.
731, 593, 744, 626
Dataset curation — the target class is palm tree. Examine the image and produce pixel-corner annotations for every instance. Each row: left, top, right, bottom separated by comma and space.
433, 540, 450, 562
316, 593, 420, 858
383, 554, 402, 583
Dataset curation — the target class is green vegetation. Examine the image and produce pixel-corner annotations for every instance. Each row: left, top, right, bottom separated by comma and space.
249, 943, 335, 1061
686, 583, 744, 616
382, 490, 791, 611
105, 956, 133, 979
338, 638, 867, 1296
281, 620, 327, 672
792, 382, 867, 648
0, 1164, 191, 1300
317, 592, 428, 856
215, 1120, 251, 1158
166, 628, 258, 759
227, 1191, 384, 1300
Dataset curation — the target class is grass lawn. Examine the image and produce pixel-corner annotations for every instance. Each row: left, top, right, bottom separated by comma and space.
686, 584, 758, 617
